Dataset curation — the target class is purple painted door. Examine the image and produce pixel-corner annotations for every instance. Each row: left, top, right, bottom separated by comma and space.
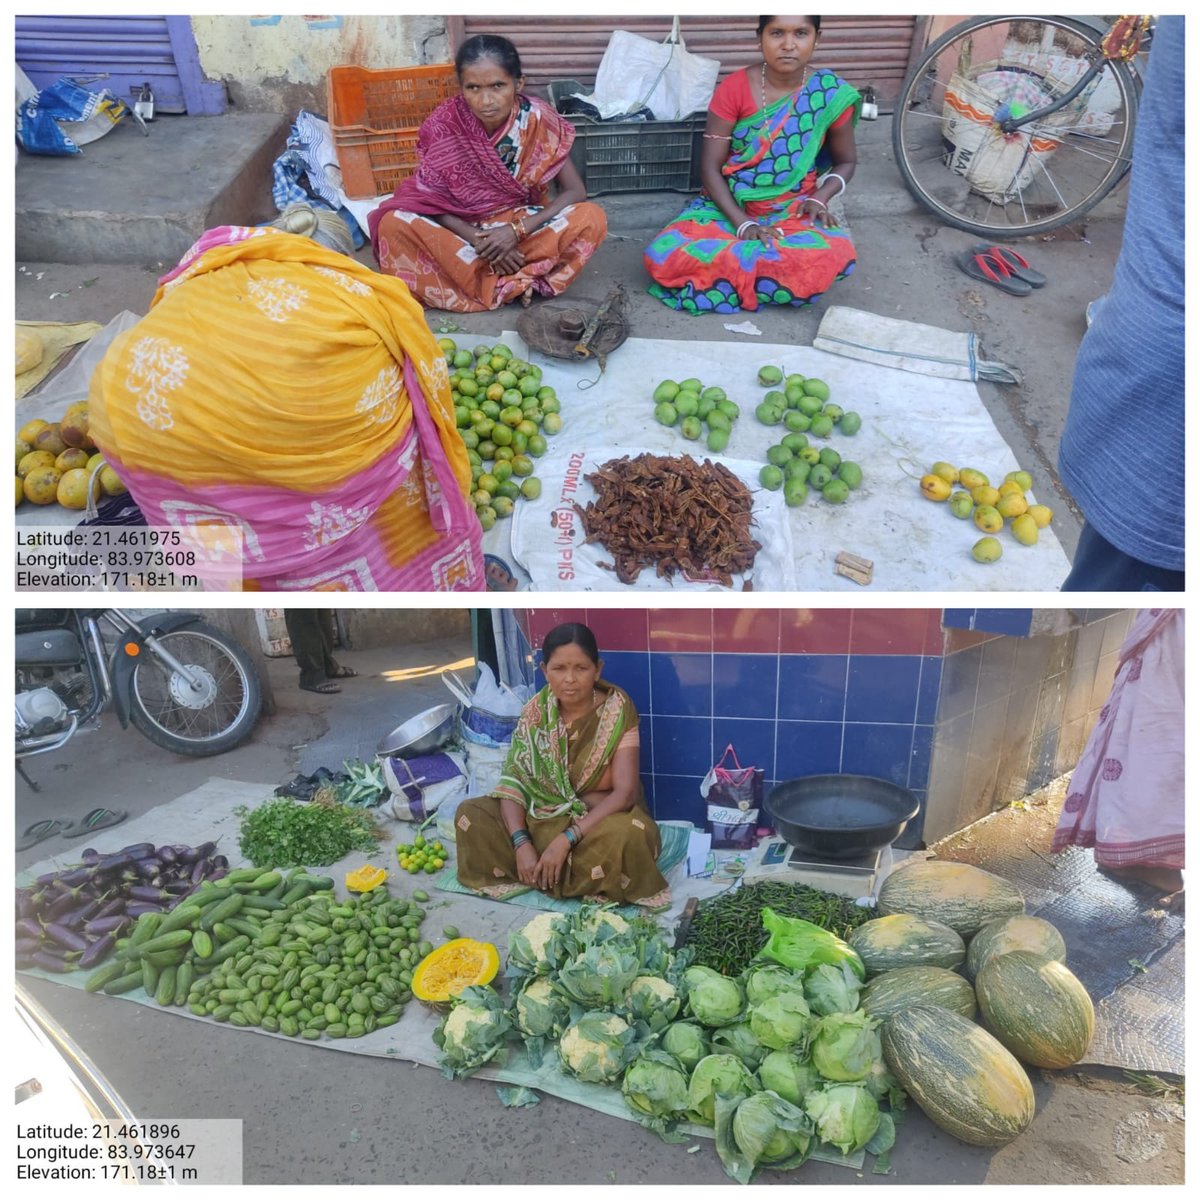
15, 14, 225, 115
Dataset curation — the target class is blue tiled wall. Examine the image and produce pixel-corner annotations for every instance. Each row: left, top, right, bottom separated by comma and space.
507, 618, 940, 847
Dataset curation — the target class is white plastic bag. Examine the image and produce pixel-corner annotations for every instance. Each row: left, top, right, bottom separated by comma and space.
464, 741, 510, 798
591, 19, 720, 120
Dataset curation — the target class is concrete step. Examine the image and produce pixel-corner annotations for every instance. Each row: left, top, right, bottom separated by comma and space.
15, 112, 289, 265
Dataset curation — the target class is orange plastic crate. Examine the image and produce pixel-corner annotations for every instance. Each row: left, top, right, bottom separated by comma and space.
327, 63, 459, 199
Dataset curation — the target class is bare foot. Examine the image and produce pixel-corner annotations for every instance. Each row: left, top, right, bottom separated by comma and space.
1102, 865, 1184, 894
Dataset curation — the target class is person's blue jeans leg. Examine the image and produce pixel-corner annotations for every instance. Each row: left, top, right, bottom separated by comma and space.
1061, 522, 1185, 592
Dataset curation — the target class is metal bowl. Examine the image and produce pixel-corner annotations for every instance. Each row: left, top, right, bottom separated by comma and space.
765, 774, 920, 860
376, 703, 457, 759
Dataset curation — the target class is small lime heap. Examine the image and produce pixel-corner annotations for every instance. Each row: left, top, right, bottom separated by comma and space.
755, 367, 863, 506
444, 339, 555, 532
651, 378, 741, 454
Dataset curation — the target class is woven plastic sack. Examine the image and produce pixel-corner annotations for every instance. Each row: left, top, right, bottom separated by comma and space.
941, 68, 1062, 200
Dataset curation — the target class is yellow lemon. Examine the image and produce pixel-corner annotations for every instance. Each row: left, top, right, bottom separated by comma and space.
920, 474, 952, 501
974, 504, 1003, 534
1011, 513, 1039, 545
949, 491, 974, 519
15, 476, 24, 506
55, 448, 90, 472
972, 536, 1003, 563
57, 467, 100, 510
18, 418, 50, 445
23, 466, 62, 504
18, 450, 56, 479
996, 492, 1029, 520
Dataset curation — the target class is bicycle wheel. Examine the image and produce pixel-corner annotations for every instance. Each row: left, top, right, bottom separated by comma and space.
893, 16, 1139, 238
128, 622, 262, 756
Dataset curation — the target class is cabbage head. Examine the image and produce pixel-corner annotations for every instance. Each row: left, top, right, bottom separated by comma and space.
558, 1011, 636, 1083
435, 985, 513, 1079
748, 989, 812, 1051
804, 962, 861, 1017
686, 1053, 759, 1126
513, 975, 571, 1067
804, 1082, 881, 1155
623, 974, 681, 1031
743, 963, 803, 1007
715, 1090, 813, 1184
507, 912, 569, 977
711, 1021, 770, 1071
621, 1049, 691, 1136
683, 965, 745, 1028
661, 1022, 710, 1073
553, 940, 642, 1009
809, 1010, 882, 1082
758, 1049, 821, 1108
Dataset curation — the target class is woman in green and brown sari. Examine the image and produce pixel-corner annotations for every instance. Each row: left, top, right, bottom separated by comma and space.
455, 623, 669, 908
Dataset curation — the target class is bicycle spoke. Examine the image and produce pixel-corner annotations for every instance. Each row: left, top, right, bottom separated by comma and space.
893, 16, 1139, 237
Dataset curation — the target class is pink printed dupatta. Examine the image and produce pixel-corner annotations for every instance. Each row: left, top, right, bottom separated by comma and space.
368, 94, 574, 253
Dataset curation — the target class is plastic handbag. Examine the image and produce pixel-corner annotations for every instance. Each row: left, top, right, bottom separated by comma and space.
701, 744, 764, 849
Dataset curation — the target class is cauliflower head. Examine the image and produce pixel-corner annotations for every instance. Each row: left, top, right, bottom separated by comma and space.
558, 1012, 633, 1083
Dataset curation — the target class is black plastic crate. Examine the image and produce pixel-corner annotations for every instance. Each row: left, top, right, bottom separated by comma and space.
547, 79, 704, 196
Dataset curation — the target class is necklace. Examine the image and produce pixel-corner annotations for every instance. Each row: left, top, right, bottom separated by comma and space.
760, 60, 807, 123
564, 688, 601, 737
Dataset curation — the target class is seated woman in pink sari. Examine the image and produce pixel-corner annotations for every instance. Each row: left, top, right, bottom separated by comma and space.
369, 34, 607, 312
1052, 609, 1184, 909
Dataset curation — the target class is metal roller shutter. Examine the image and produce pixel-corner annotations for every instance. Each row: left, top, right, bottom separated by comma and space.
15, 15, 225, 115
449, 15, 919, 104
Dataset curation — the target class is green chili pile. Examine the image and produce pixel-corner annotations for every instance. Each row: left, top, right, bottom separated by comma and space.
683, 881, 872, 976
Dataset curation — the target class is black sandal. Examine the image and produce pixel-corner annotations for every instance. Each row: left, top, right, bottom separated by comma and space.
328, 665, 358, 679
301, 680, 341, 694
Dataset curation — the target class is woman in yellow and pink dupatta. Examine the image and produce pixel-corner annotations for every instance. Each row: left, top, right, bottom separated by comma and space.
369, 34, 607, 312
87, 206, 484, 592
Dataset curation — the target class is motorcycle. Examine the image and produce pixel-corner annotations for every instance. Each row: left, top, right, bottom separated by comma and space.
15, 609, 263, 787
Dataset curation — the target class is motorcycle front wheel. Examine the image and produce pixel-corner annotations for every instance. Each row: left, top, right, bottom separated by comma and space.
128, 621, 262, 756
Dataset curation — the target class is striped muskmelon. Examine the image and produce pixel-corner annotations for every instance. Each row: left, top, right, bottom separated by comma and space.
877, 861, 1024, 937
964, 915, 1067, 982
861, 965, 977, 1021
848, 914, 966, 978
975, 950, 1094, 1069
881, 1005, 1035, 1147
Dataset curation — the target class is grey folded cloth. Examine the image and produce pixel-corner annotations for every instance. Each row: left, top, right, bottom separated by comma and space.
814, 305, 1022, 384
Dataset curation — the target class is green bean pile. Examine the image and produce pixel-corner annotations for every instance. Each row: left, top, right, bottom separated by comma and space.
683, 881, 872, 976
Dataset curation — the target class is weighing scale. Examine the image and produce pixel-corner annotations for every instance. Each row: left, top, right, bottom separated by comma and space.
749, 839, 884, 900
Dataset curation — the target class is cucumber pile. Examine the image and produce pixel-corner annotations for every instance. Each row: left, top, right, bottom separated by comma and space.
84, 866, 430, 1041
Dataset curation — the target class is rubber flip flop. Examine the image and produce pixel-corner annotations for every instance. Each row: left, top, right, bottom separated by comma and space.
17, 817, 76, 851
301, 680, 341, 694
970, 243, 1047, 288
956, 249, 1032, 296
63, 807, 129, 838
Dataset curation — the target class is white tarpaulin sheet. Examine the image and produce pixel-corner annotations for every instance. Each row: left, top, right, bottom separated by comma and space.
480, 332, 1070, 591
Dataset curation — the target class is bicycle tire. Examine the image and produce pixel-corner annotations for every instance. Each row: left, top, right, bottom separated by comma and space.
893, 15, 1140, 238
128, 622, 262, 756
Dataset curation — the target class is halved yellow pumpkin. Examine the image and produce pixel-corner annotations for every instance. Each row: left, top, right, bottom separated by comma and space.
412, 938, 500, 1003
345, 865, 388, 893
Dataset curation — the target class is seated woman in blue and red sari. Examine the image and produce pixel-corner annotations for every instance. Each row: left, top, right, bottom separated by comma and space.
644, 15, 860, 314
